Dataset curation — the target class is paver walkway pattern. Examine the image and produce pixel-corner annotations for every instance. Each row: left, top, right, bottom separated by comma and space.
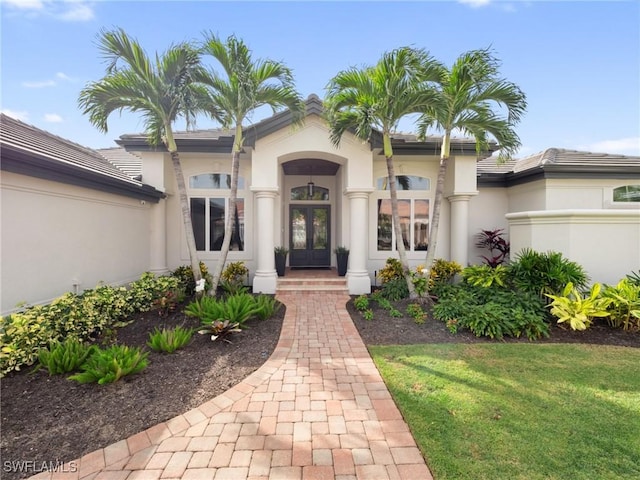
31, 292, 433, 480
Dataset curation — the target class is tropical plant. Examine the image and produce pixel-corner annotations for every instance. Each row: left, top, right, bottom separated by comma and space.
546, 282, 610, 331
325, 47, 443, 298
334, 246, 349, 255
428, 259, 463, 290
69, 345, 148, 385
509, 249, 588, 300
462, 264, 509, 288
37, 339, 96, 375
377, 258, 404, 284
79, 29, 210, 288
274, 246, 289, 255
147, 326, 195, 353
626, 270, 640, 287
253, 294, 282, 320
354, 295, 370, 312
198, 320, 242, 343
418, 48, 527, 294
185, 293, 262, 327
172, 262, 212, 296
380, 277, 410, 301
406, 303, 427, 324
602, 279, 640, 331
475, 228, 510, 267
198, 33, 304, 293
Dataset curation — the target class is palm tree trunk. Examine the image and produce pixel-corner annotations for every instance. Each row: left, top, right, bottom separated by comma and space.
384, 133, 417, 299
424, 131, 451, 294
165, 129, 202, 287
209, 124, 242, 294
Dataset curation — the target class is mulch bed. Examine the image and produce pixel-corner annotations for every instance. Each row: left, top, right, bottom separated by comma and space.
1, 295, 638, 480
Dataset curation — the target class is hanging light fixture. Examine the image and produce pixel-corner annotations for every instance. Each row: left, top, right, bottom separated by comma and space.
307, 166, 314, 198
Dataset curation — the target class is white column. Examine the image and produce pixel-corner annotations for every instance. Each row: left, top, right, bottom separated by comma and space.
251, 188, 278, 294
448, 194, 472, 267
346, 189, 373, 295
149, 199, 168, 274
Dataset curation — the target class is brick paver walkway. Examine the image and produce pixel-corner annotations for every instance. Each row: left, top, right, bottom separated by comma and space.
31, 292, 433, 480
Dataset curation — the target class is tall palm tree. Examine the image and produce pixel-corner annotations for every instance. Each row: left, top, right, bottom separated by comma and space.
198, 33, 304, 293
78, 28, 215, 288
325, 47, 442, 298
418, 48, 527, 292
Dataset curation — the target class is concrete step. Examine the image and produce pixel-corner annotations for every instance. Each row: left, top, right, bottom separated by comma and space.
276, 277, 348, 293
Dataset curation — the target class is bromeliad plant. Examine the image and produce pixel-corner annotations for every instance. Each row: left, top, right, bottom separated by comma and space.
147, 326, 195, 353
546, 282, 610, 331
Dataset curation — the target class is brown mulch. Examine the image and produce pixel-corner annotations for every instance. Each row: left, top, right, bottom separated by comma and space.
1, 295, 638, 480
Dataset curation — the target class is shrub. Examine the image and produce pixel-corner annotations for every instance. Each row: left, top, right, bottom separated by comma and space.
253, 295, 282, 320
546, 282, 610, 331
428, 259, 462, 290
354, 295, 369, 312
172, 262, 211, 296
463, 264, 509, 288
69, 345, 148, 385
220, 262, 249, 295
126, 273, 181, 312
362, 309, 374, 321
602, 279, 640, 331
81, 284, 133, 322
378, 258, 404, 284
147, 326, 195, 353
38, 339, 96, 375
406, 303, 427, 324
475, 228, 510, 267
380, 277, 409, 301
152, 287, 186, 316
509, 249, 588, 299
0, 309, 57, 375
186, 293, 261, 328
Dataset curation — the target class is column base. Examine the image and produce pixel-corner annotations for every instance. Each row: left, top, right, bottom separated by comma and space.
252, 271, 278, 294
149, 267, 169, 276
347, 270, 371, 295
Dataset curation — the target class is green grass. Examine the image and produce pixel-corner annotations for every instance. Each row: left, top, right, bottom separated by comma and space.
370, 343, 640, 480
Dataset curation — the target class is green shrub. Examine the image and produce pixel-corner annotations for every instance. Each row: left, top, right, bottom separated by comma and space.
253, 295, 282, 320
147, 326, 195, 353
406, 303, 427, 324
362, 309, 374, 321
466, 302, 515, 340
378, 258, 404, 284
428, 259, 462, 290
509, 249, 588, 299
354, 295, 370, 311
220, 261, 250, 295
81, 284, 133, 323
546, 282, 610, 331
185, 295, 225, 323
380, 277, 409, 301
38, 339, 96, 375
69, 345, 148, 384
1, 310, 57, 376
627, 270, 640, 287
172, 262, 211, 296
602, 279, 640, 331
463, 264, 509, 288
186, 293, 261, 328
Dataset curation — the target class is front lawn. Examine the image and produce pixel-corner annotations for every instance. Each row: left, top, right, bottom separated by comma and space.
371, 343, 640, 480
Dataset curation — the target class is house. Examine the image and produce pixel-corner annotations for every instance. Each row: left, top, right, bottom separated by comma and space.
1, 97, 639, 313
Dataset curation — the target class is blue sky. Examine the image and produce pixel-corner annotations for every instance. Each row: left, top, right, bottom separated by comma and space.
1, 0, 639, 158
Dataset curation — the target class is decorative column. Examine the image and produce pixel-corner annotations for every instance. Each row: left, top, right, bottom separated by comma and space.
149, 199, 168, 274
346, 189, 373, 295
447, 194, 473, 267
251, 188, 279, 294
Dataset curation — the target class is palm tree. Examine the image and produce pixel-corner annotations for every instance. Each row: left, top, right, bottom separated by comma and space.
197, 33, 305, 293
78, 28, 215, 288
418, 48, 527, 292
325, 47, 442, 298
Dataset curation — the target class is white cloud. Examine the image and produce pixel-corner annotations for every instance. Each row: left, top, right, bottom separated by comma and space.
55, 72, 72, 81
22, 79, 56, 88
458, 0, 492, 8
586, 137, 640, 156
1, 0, 44, 10
44, 113, 63, 123
1, 109, 29, 121
1, 0, 95, 21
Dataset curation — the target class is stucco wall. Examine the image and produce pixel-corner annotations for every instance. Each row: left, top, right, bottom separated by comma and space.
1, 171, 151, 313
507, 209, 640, 285
468, 187, 510, 266
507, 180, 546, 212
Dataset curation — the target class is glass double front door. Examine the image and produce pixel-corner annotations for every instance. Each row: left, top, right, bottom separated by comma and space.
289, 205, 330, 267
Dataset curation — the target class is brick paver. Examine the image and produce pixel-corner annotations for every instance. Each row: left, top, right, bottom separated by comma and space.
28, 291, 433, 480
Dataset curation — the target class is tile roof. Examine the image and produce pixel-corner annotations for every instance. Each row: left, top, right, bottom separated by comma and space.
98, 147, 143, 179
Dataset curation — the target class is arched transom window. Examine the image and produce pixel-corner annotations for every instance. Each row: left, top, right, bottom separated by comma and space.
613, 185, 640, 202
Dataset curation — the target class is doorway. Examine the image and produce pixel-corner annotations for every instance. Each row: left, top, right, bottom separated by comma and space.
289, 205, 331, 267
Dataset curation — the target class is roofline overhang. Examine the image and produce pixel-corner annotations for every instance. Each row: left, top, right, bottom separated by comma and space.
478, 165, 640, 188
1, 144, 165, 202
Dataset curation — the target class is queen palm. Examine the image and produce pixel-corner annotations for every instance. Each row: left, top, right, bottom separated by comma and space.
325, 47, 442, 298
198, 33, 304, 293
418, 48, 527, 293
78, 28, 214, 288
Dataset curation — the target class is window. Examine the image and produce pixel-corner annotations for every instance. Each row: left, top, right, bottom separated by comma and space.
291, 185, 329, 201
377, 199, 429, 251
377, 175, 430, 191
613, 185, 640, 202
188, 173, 246, 252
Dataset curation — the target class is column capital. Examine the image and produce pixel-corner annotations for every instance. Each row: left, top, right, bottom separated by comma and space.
344, 187, 374, 199
446, 192, 477, 202
250, 186, 279, 199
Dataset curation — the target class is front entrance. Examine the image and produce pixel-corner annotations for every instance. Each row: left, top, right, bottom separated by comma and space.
289, 205, 331, 267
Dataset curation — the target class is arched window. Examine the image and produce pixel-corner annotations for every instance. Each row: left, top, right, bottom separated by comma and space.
189, 173, 246, 252
613, 185, 640, 202
291, 185, 329, 201
376, 175, 430, 191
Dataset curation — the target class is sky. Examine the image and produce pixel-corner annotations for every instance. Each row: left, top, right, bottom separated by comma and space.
1, 0, 639, 159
